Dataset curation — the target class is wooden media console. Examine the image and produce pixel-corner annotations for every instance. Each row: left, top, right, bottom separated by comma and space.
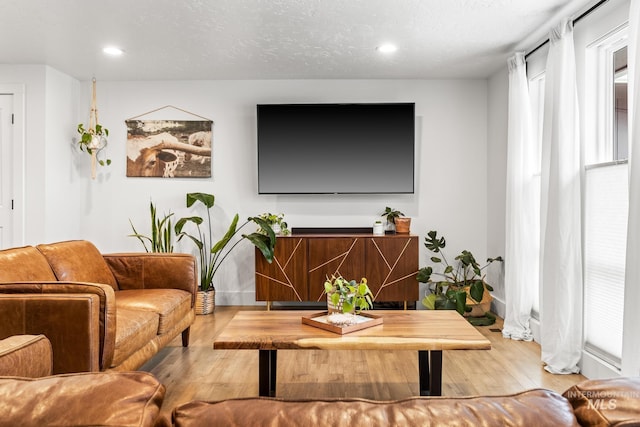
255, 231, 419, 307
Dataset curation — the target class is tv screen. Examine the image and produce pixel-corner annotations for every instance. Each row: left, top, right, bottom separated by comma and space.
257, 103, 415, 194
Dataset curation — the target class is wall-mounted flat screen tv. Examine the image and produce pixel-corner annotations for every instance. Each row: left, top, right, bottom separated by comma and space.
257, 103, 415, 194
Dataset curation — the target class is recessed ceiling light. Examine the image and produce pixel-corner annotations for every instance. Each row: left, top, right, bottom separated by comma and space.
103, 46, 124, 56
376, 43, 397, 53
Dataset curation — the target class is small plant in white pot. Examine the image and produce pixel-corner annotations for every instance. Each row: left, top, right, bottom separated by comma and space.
257, 212, 290, 236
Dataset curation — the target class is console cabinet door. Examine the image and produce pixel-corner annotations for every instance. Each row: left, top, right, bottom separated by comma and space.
307, 237, 365, 302
255, 237, 308, 301
365, 236, 419, 302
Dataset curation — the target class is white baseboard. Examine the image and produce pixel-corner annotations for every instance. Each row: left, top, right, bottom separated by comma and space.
216, 291, 263, 306
580, 351, 621, 379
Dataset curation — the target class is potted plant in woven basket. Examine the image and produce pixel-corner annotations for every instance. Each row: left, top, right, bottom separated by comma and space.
416, 230, 503, 325
323, 274, 373, 326
175, 192, 276, 315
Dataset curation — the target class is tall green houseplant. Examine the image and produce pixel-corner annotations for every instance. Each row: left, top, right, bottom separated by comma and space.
175, 192, 276, 291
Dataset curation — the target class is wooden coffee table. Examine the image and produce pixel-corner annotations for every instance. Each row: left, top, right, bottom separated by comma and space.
213, 310, 491, 397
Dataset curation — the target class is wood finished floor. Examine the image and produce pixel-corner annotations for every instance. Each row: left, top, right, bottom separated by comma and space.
140, 306, 586, 419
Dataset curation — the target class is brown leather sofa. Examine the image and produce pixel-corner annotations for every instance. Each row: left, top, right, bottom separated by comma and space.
1, 335, 639, 426
171, 378, 640, 426
0, 240, 197, 373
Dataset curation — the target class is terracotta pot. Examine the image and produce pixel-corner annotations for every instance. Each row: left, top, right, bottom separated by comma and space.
394, 217, 411, 234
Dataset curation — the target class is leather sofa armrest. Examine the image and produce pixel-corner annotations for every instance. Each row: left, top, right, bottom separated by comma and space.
563, 377, 640, 427
0, 334, 52, 377
0, 282, 117, 372
104, 253, 198, 305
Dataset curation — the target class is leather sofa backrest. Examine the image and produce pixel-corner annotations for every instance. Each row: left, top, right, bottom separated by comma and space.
0, 246, 57, 281
37, 240, 119, 291
172, 390, 580, 427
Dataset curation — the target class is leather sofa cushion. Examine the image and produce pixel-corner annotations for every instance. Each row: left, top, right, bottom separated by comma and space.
172, 389, 579, 427
0, 246, 57, 281
112, 308, 159, 367
0, 335, 52, 378
116, 289, 192, 335
563, 377, 640, 426
37, 240, 119, 290
0, 371, 166, 427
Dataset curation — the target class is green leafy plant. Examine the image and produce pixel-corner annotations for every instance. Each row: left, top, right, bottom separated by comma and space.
323, 274, 373, 314
417, 230, 503, 325
381, 207, 404, 225
77, 123, 111, 166
175, 192, 276, 292
129, 201, 174, 253
257, 212, 290, 236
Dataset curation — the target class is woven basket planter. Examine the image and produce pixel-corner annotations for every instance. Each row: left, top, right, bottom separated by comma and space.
195, 289, 215, 315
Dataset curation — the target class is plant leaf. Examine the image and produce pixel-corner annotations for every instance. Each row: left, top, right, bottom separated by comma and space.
416, 266, 433, 283
469, 280, 485, 303
422, 293, 436, 310
211, 214, 239, 254
186, 192, 215, 209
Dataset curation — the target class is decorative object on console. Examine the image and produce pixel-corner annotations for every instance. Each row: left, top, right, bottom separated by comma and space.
323, 274, 373, 325
77, 78, 110, 179
373, 220, 385, 235
129, 200, 175, 253
417, 230, 503, 325
175, 192, 276, 314
381, 207, 405, 233
125, 105, 213, 178
394, 217, 412, 234
257, 212, 290, 236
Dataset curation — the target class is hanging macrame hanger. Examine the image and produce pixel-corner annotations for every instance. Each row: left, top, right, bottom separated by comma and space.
126, 105, 212, 122
90, 78, 98, 179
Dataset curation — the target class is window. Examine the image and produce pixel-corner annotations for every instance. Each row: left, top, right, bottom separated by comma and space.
583, 25, 629, 366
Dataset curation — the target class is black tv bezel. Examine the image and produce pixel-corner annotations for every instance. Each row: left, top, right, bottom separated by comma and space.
256, 102, 416, 195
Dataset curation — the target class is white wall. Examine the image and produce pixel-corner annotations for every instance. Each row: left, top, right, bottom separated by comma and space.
94, 79, 490, 305
44, 67, 83, 243
486, 66, 508, 318
2, 73, 489, 305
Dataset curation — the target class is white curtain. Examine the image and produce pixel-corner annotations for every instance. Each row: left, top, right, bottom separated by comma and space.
539, 19, 582, 374
502, 52, 535, 342
622, 1, 640, 377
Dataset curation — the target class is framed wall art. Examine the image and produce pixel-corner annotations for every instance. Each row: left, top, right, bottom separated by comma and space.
125, 118, 213, 178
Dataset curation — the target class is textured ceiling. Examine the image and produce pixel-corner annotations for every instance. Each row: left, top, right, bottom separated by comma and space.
0, 0, 595, 81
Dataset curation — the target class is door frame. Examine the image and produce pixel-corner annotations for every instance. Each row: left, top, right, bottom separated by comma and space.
0, 85, 25, 246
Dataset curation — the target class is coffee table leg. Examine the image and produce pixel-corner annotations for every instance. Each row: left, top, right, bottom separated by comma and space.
418, 350, 442, 396
259, 349, 277, 397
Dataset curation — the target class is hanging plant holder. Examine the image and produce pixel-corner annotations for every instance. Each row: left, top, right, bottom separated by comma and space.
77, 78, 111, 179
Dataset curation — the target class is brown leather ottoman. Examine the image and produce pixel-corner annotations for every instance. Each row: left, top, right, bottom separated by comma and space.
0, 334, 52, 378
0, 371, 167, 427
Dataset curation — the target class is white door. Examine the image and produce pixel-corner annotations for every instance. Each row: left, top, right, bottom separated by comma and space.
0, 95, 13, 249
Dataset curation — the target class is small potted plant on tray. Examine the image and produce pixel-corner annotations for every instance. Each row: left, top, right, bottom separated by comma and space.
324, 274, 373, 326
